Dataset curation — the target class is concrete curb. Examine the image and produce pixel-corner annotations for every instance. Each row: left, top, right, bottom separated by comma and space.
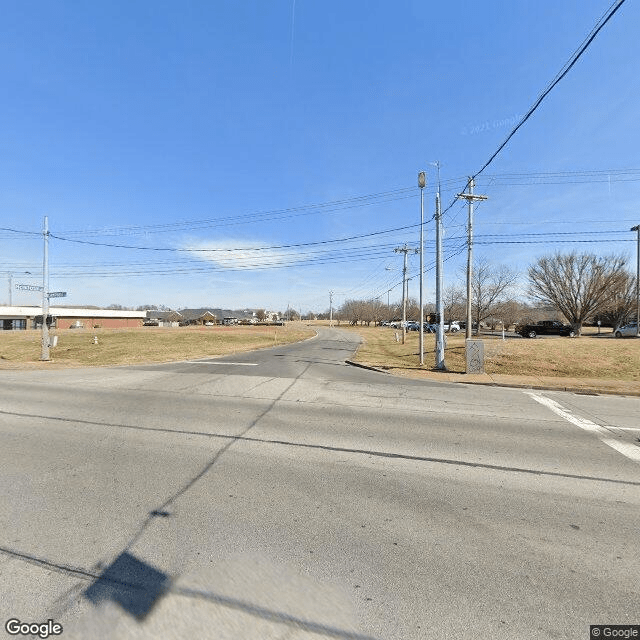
345, 360, 389, 374
345, 361, 640, 397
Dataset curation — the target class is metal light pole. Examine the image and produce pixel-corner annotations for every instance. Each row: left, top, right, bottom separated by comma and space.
432, 161, 445, 369
329, 290, 334, 327
632, 225, 640, 336
6, 271, 32, 306
418, 171, 426, 365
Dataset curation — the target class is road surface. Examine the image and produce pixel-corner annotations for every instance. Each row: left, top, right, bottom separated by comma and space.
1, 327, 638, 639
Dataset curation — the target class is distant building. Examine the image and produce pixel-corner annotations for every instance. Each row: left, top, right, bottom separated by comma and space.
144, 310, 183, 326
178, 309, 218, 325
0, 306, 146, 330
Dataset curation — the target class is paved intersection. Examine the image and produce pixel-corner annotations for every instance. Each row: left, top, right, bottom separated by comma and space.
0, 328, 638, 639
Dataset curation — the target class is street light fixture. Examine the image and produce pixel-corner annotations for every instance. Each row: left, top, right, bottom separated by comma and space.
632, 225, 640, 337
418, 171, 426, 365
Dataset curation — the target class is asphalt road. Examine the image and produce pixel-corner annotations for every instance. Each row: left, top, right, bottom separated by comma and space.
1, 327, 638, 639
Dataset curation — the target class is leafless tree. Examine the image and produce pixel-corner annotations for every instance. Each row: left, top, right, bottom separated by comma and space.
338, 299, 362, 325
491, 300, 524, 330
593, 271, 637, 329
255, 309, 267, 321
528, 252, 629, 335
443, 285, 465, 323
365, 298, 386, 326
469, 258, 519, 334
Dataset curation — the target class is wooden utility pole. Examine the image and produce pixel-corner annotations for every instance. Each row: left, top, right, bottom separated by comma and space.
456, 178, 487, 339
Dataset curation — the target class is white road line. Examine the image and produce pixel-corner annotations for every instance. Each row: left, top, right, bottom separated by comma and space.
525, 391, 640, 464
184, 361, 258, 366
601, 438, 640, 462
524, 392, 607, 434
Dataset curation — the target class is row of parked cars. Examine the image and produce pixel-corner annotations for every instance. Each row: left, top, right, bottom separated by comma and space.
382, 320, 461, 333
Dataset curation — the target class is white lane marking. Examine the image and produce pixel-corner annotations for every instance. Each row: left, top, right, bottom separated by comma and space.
601, 438, 640, 462
525, 391, 640, 464
524, 392, 607, 434
605, 426, 640, 432
184, 361, 258, 366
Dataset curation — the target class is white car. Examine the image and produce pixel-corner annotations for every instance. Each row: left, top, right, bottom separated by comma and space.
614, 322, 638, 338
444, 322, 460, 333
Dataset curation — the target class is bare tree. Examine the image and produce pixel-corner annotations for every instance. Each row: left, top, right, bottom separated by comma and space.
528, 252, 629, 335
365, 298, 386, 326
468, 258, 519, 334
338, 299, 362, 325
593, 271, 637, 329
443, 285, 465, 323
255, 309, 267, 321
493, 300, 524, 330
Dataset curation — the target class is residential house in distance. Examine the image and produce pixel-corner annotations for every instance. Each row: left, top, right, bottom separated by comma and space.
178, 309, 218, 326
144, 310, 183, 327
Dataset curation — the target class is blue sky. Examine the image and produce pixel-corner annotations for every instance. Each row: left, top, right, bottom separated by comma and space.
1, 1, 639, 314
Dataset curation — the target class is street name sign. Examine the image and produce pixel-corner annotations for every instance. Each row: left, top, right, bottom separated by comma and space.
47, 291, 67, 298
15, 284, 44, 292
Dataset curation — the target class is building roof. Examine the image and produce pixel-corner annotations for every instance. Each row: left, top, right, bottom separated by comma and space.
178, 308, 218, 321
0, 306, 146, 319
146, 310, 183, 320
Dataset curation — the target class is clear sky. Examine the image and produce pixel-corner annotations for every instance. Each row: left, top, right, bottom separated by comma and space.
1, 1, 639, 314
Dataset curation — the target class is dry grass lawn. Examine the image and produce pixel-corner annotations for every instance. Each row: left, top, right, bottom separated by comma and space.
336, 325, 640, 382
0, 325, 315, 369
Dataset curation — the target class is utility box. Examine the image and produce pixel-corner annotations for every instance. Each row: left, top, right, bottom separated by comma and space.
466, 339, 485, 374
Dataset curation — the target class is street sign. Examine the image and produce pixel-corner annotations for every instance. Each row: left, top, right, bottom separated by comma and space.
47, 291, 67, 298
15, 284, 44, 292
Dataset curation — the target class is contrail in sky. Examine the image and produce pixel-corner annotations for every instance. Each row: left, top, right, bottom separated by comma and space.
289, 0, 296, 69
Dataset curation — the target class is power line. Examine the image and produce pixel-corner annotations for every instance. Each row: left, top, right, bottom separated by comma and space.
472, 0, 627, 180
47, 224, 423, 252
440, 0, 628, 221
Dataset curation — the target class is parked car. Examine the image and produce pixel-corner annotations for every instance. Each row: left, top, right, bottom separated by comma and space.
406, 321, 420, 331
444, 321, 460, 332
614, 322, 638, 338
514, 320, 576, 338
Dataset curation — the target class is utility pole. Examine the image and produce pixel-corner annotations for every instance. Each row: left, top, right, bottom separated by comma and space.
418, 171, 426, 365
41, 216, 50, 361
457, 178, 487, 339
632, 225, 640, 336
329, 290, 334, 327
394, 244, 418, 345
433, 162, 445, 369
